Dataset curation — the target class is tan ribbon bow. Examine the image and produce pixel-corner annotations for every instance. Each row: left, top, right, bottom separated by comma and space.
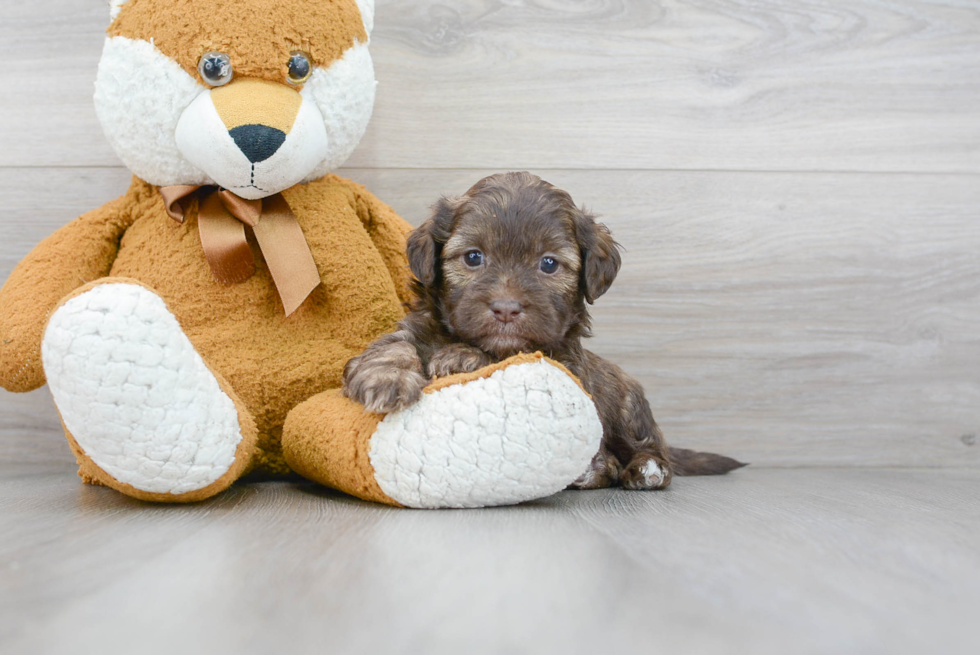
160, 185, 321, 316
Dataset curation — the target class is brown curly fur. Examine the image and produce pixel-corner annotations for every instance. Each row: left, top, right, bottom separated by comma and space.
344, 172, 746, 489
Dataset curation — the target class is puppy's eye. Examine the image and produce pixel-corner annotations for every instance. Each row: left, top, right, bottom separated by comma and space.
539, 256, 559, 274
463, 250, 485, 267
287, 51, 312, 85
198, 52, 233, 87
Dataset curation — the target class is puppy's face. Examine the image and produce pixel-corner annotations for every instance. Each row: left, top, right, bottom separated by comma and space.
408, 172, 621, 358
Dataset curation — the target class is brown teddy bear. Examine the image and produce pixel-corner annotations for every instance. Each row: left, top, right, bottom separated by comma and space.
0, 0, 602, 507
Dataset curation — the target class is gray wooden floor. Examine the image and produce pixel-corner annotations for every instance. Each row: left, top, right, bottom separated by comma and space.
2, 446, 978, 655
1, 1, 979, 652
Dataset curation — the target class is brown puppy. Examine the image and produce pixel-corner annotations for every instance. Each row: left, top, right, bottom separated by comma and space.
343, 172, 745, 489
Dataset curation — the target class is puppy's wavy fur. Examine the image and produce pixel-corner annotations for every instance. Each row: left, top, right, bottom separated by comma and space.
344, 172, 745, 488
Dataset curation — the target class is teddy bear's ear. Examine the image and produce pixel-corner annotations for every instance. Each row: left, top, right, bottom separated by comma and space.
108, 0, 129, 21
353, 0, 375, 36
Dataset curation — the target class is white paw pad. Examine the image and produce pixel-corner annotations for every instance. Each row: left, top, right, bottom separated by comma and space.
641, 460, 666, 488
368, 359, 603, 508
42, 283, 242, 495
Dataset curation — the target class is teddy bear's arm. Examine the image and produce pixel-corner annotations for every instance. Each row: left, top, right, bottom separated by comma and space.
343, 179, 415, 305
0, 194, 135, 392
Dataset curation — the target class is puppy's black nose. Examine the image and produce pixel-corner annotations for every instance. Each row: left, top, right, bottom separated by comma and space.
229, 124, 286, 163
491, 299, 523, 323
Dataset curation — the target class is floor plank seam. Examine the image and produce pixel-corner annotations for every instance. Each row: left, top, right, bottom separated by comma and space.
2, 165, 980, 177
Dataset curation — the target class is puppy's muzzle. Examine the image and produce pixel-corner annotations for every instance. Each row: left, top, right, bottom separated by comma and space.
491, 299, 524, 324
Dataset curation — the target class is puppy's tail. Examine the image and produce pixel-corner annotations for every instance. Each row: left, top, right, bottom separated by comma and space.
668, 447, 747, 476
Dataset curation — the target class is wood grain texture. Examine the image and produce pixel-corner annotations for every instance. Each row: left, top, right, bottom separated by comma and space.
2, 167, 977, 468
2, 2, 977, 651
353, 168, 980, 468
1, 465, 977, 654
1, 0, 979, 171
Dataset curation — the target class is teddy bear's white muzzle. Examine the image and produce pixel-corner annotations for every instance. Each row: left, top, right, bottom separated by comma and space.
175, 88, 329, 200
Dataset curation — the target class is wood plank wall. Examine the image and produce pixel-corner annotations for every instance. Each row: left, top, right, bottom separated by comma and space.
0, 0, 977, 468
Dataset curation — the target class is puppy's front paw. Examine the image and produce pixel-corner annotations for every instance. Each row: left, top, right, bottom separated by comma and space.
343, 341, 428, 413
427, 344, 492, 378
349, 368, 428, 414
620, 453, 672, 490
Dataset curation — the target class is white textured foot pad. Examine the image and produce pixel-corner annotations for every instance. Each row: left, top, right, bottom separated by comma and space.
368, 360, 603, 508
42, 283, 243, 495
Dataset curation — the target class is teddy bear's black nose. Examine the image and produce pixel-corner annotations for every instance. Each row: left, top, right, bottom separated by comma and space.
228, 124, 286, 164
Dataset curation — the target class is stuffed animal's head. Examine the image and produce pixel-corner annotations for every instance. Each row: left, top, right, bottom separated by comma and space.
96, 0, 376, 199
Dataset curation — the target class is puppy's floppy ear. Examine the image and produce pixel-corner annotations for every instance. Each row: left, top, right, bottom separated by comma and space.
407, 196, 460, 287
572, 207, 622, 304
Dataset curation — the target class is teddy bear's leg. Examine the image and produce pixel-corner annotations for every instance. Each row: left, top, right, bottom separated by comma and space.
41, 279, 258, 503
282, 353, 603, 508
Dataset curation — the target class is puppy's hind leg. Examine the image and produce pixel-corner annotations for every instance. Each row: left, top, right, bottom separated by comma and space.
621, 451, 672, 490
568, 445, 621, 490
616, 378, 673, 490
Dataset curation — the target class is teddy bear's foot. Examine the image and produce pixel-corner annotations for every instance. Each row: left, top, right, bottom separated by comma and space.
41, 280, 257, 502
283, 353, 603, 508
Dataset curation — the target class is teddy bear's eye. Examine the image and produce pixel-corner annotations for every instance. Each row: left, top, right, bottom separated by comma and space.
287, 52, 313, 85
198, 52, 233, 87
